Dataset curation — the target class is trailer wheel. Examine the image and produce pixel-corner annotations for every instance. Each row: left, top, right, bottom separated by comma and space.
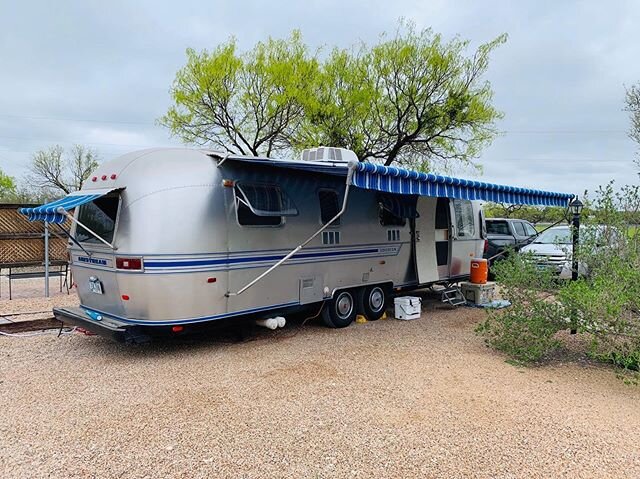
357, 285, 387, 321
322, 290, 357, 328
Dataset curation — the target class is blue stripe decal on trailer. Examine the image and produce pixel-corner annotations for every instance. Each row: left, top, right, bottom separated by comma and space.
144, 247, 379, 268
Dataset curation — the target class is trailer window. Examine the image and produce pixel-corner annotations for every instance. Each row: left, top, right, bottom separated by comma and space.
377, 194, 416, 227
318, 190, 340, 226
76, 193, 120, 244
379, 206, 406, 227
234, 183, 297, 226
453, 200, 475, 238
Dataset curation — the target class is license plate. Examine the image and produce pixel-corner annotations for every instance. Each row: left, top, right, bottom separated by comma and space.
88, 277, 103, 295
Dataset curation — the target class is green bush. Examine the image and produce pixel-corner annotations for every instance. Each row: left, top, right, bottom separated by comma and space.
475, 253, 566, 363
477, 182, 640, 372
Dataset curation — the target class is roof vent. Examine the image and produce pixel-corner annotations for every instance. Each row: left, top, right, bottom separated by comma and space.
300, 146, 358, 163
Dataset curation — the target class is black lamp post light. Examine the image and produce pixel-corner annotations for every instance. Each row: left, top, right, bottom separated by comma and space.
569, 197, 584, 282
568, 197, 584, 334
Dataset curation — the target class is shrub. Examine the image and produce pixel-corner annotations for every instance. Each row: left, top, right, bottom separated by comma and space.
477, 181, 640, 374
475, 253, 566, 363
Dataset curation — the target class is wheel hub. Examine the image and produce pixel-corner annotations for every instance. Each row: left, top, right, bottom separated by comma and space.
369, 288, 384, 311
336, 293, 353, 318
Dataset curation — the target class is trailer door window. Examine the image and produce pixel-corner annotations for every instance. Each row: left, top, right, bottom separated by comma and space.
318, 190, 340, 226
453, 199, 475, 238
76, 193, 120, 244
234, 183, 297, 226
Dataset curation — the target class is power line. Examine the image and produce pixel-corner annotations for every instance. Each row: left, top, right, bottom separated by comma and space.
0, 113, 155, 126
0, 135, 175, 149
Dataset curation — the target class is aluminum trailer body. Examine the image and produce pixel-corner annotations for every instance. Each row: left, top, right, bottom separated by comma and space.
19, 147, 572, 341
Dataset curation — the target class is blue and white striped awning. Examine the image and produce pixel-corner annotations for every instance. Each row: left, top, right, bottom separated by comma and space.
352, 162, 573, 207
221, 154, 573, 206
19, 188, 117, 224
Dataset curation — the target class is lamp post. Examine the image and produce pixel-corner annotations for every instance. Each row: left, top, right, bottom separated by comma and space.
569, 197, 584, 282
568, 197, 583, 334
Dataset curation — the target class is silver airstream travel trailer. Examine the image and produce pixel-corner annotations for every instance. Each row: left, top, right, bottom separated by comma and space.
20, 147, 573, 342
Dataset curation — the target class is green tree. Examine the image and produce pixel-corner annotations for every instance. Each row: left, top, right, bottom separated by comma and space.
626, 83, 640, 172
162, 24, 506, 171
300, 23, 506, 170
161, 31, 318, 157
483, 202, 567, 224
28, 144, 99, 196
0, 168, 17, 200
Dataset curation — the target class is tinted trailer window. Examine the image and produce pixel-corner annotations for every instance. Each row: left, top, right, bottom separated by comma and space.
76, 194, 120, 244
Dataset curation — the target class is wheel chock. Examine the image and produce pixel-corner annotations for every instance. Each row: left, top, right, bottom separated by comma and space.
355, 315, 367, 324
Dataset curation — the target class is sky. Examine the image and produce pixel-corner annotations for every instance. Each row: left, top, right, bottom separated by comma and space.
1, 0, 639, 196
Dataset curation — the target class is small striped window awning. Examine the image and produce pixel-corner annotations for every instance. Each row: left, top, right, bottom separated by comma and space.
19, 188, 118, 224
352, 162, 573, 207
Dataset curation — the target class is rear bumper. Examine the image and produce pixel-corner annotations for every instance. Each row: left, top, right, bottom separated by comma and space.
53, 307, 150, 343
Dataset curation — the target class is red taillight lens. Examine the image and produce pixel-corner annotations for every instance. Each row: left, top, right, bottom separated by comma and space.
116, 257, 143, 270
484, 239, 489, 254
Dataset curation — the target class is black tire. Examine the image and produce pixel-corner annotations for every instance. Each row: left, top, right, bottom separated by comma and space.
357, 285, 387, 321
322, 290, 357, 328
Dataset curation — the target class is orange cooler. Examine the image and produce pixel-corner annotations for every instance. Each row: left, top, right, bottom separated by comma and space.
470, 258, 488, 284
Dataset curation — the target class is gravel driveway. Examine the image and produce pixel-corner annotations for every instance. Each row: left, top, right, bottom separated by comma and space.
1, 295, 639, 478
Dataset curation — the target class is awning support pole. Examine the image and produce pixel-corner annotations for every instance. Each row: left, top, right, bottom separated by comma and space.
226, 161, 358, 297
44, 221, 50, 298
58, 209, 116, 250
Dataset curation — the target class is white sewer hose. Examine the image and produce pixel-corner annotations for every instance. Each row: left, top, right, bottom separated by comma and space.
255, 317, 286, 330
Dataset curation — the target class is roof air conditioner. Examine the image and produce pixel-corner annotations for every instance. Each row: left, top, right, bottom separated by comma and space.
300, 146, 358, 163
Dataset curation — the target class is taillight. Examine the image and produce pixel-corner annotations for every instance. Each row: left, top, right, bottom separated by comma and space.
116, 257, 143, 270
484, 239, 489, 254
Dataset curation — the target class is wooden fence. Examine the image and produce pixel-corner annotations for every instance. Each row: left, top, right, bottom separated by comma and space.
0, 204, 70, 266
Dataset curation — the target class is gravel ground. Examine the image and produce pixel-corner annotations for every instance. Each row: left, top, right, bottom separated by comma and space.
1, 288, 639, 478
0, 277, 78, 323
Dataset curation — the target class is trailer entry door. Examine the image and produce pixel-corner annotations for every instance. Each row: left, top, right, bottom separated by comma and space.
449, 199, 477, 277
414, 197, 441, 284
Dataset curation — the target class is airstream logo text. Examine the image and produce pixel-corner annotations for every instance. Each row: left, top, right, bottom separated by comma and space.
78, 256, 108, 266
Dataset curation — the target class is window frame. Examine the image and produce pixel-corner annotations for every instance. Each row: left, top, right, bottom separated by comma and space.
74, 191, 123, 247
513, 221, 527, 237
378, 201, 407, 227
452, 199, 475, 238
524, 222, 538, 237
317, 188, 341, 227
234, 182, 291, 228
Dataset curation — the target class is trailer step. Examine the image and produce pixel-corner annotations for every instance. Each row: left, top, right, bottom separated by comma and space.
441, 287, 466, 307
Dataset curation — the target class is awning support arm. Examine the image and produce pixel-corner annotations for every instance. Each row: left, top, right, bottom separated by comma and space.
226, 161, 358, 297
57, 208, 116, 250
54, 223, 93, 257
